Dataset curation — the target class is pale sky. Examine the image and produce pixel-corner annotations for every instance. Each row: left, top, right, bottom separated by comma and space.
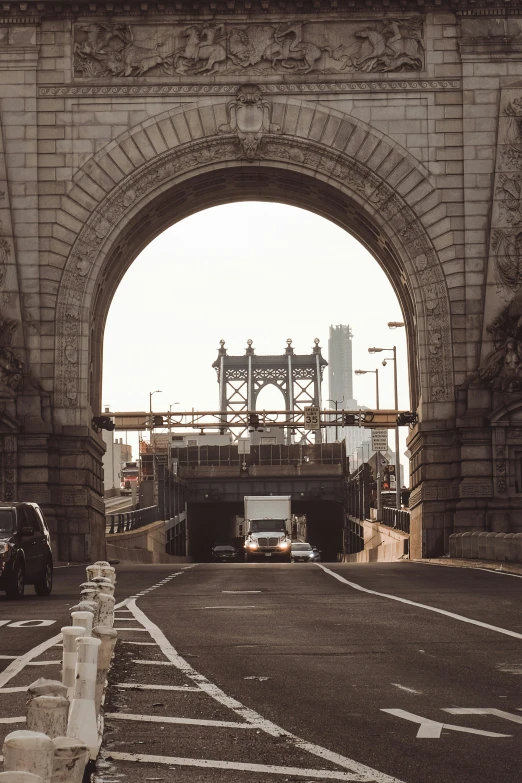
102, 202, 409, 473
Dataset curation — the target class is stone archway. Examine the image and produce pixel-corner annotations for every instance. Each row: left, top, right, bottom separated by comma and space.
53, 95, 453, 417
43, 93, 456, 561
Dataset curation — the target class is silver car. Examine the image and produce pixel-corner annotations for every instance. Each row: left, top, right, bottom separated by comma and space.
290, 542, 321, 562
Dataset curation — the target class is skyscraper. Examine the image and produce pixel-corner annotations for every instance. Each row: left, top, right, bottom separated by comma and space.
328, 324, 354, 406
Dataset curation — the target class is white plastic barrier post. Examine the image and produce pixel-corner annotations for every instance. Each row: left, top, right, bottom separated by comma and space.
26, 696, 69, 739
79, 582, 98, 597
93, 560, 110, 567
91, 577, 115, 596
92, 626, 118, 713
99, 565, 116, 585
67, 637, 101, 759
51, 737, 88, 783
27, 680, 68, 701
0, 773, 43, 783
95, 593, 115, 629
69, 601, 97, 622
71, 610, 93, 637
79, 587, 98, 604
2, 731, 54, 783
85, 564, 102, 582
61, 626, 87, 702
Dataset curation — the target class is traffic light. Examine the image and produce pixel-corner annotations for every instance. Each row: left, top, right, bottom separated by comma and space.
153, 415, 164, 427
343, 414, 356, 426
360, 411, 375, 424
92, 415, 115, 432
248, 413, 263, 433
396, 412, 418, 427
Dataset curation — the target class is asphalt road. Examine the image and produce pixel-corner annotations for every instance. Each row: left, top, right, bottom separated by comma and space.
1, 561, 521, 782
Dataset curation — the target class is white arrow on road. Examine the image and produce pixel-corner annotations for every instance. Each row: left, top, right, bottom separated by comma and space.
444, 708, 522, 725
381, 709, 512, 738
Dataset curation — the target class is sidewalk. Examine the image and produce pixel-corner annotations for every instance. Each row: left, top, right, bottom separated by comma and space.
412, 557, 522, 576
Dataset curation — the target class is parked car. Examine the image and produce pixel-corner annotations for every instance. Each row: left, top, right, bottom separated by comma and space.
0, 502, 53, 599
290, 542, 321, 562
211, 544, 239, 563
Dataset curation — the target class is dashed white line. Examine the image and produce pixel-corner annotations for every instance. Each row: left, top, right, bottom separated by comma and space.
203, 605, 257, 610
0, 717, 25, 724
115, 684, 200, 692
391, 684, 422, 695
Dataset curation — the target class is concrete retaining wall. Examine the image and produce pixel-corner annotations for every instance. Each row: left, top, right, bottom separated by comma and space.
106, 520, 189, 564
339, 519, 409, 564
449, 532, 522, 563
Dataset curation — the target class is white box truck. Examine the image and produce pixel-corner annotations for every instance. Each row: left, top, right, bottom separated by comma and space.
243, 496, 292, 562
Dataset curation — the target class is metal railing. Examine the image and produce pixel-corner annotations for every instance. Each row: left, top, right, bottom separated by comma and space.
382, 506, 410, 534
106, 505, 160, 534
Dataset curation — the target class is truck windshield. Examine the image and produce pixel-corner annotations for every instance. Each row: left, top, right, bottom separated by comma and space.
251, 520, 286, 533
0, 509, 14, 535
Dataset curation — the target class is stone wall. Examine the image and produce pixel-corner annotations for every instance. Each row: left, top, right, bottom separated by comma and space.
0, 2, 521, 559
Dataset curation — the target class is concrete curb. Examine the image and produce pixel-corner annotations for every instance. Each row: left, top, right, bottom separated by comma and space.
411, 558, 522, 576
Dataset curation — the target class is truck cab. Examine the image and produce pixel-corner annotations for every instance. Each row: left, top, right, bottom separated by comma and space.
243, 496, 292, 562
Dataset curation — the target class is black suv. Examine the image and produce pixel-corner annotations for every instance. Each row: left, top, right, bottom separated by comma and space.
0, 503, 53, 599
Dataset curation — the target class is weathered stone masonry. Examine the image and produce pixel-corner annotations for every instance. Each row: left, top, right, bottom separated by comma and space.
0, 0, 520, 560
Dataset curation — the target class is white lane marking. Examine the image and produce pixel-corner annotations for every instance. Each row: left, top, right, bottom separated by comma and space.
222, 590, 261, 594
0, 687, 28, 693
381, 709, 511, 738
7, 620, 56, 628
115, 684, 201, 692
26, 660, 60, 666
105, 752, 362, 780
0, 597, 128, 690
113, 627, 148, 631
497, 663, 522, 674
446, 708, 522, 725
318, 565, 522, 640
203, 605, 257, 610
128, 599, 406, 783
0, 717, 25, 724
391, 684, 422, 695
121, 641, 158, 646
106, 712, 256, 729
131, 659, 177, 666
0, 656, 17, 660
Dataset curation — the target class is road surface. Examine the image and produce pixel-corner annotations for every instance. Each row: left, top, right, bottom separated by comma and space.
0, 561, 520, 782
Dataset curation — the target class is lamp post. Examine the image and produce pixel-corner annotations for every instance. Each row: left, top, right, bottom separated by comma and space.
355, 368, 382, 520
368, 345, 401, 511
326, 397, 344, 442
149, 389, 162, 451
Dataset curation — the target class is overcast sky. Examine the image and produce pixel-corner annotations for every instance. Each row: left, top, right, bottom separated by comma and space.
102, 202, 409, 471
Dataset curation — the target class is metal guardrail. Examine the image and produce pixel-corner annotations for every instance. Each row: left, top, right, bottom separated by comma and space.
382, 506, 410, 534
106, 505, 161, 534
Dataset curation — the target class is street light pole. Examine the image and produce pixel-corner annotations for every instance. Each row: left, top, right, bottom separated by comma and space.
149, 389, 162, 452
368, 346, 401, 511
354, 368, 382, 520
326, 397, 344, 442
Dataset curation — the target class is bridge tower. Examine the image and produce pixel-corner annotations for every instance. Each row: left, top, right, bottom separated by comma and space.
213, 339, 327, 443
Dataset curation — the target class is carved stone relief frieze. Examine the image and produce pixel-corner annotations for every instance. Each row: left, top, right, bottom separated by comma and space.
56, 96, 452, 409
73, 17, 425, 79
479, 90, 522, 391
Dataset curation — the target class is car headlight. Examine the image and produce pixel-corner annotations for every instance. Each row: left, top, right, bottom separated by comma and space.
278, 541, 289, 549
0, 542, 11, 558
247, 541, 258, 549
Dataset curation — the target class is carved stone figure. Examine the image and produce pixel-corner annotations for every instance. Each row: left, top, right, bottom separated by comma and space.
219, 84, 280, 159
0, 310, 23, 398
496, 173, 522, 224
492, 230, 522, 301
263, 22, 333, 74
478, 291, 522, 391
501, 99, 522, 169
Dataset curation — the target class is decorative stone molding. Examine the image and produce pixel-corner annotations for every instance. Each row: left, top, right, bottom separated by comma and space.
38, 80, 460, 97
54, 98, 453, 409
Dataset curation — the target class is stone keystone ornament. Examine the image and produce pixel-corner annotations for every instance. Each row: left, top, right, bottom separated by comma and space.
219, 84, 280, 160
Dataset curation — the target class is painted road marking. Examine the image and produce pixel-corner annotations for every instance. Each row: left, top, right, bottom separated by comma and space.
391, 684, 422, 695
121, 641, 158, 646
0, 717, 25, 724
381, 709, 511, 738
112, 627, 148, 631
106, 712, 257, 729
131, 659, 177, 666
203, 605, 257, 610
6, 620, 56, 628
128, 598, 406, 783
0, 656, 17, 661
0, 687, 28, 693
222, 590, 261, 593
115, 684, 201, 692
318, 564, 522, 640
26, 661, 60, 666
445, 708, 522, 725
106, 752, 364, 780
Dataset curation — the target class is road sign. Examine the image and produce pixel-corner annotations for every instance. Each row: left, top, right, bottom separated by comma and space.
371, 430, 388, 451
304, 406, 320, 430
